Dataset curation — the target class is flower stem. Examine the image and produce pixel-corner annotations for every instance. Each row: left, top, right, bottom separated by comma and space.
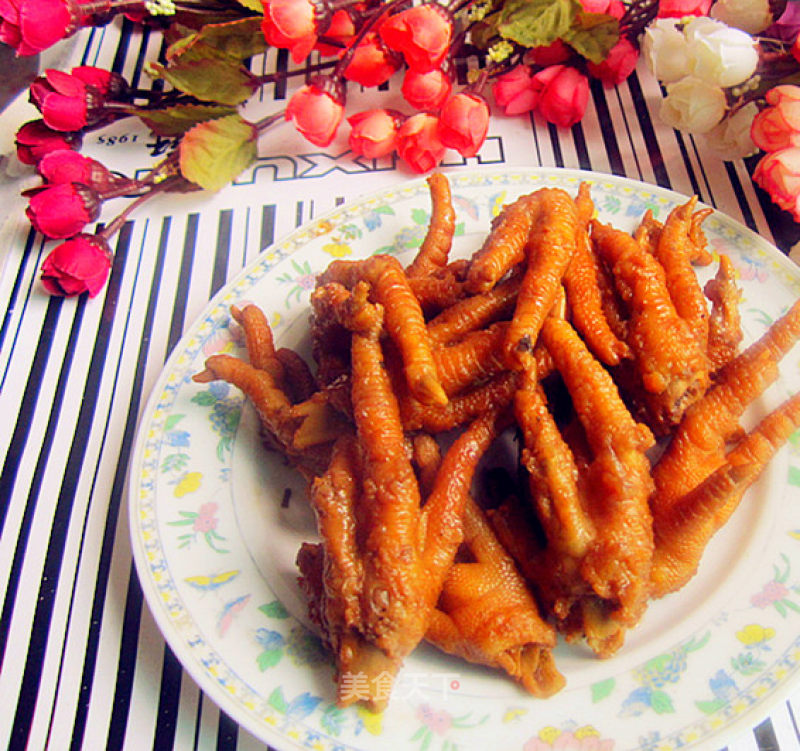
99, 176, 184, 239
253, 108, 287, 133
253, 60, 338, 86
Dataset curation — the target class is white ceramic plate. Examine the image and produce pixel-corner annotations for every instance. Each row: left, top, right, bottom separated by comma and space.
129, 168, 800, 751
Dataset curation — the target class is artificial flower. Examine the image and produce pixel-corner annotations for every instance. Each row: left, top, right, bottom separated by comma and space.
659, 75, 727, 133
261, 0, 324, 64
315, 8, 354, 55
285, 79, 344, 147
751, 86, 800, 152
0, 0, 74, 56
395, 112, 445, 173
26, 182, 101, 238
525, 39, 572, 66
580, 0, 624, 18
587, 36, 639, 86
533, 65, 589, 129
752, 147, 800, 222
657, 0, 711, 18
347, 109, 400, 159
29, 68, 105, 131
709, 0, 771, 35
15, 119, 82, 165
492, 65, 538, 116
70, 65, 129, 99
703, 101, 759, 160
437, 92, 490, 157
401, 67, 451, 110
641, 19, 690, 84
37, 149, 110, 186
40, 233, 112, 297
379, 4, 452, 73
684, 16, 758, 88
343, 32, 401, 88
763, 1, 800, 44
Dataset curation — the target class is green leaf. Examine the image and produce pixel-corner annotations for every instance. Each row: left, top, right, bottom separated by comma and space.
590, 677, 615, 702
562, 11, 619, 64
180, 114, 258, 192
497, 0, 580, 48
135, 103, 238, 136
260, 600, 290, 619
191, 392, 217, 406
188, 17, 268, 60
257, 649, 283, 670
146, 44, 255, 105
650, 689, 675, 714
233, 0, 263, 12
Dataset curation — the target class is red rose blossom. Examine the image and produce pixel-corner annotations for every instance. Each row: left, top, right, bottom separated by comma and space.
348, 109, 400, 159
379, 4, 452, 72
401, 67, 452, 110
493, 65, 539, 116
36, 149, 124, 193
751, 86, 800, 152
533, 65, 590, 128
41, 233, 112, 297
262, 0, 328, 63
437, 92, 490, 158
15, 119, 82, 165
396, 112, 446, 173
286, 79, 345, 147
26, 182, 101, 239
586, 36, 639, 86
657, 0, 711, 18
343, 32, 401, 88
0, 0, 74, 56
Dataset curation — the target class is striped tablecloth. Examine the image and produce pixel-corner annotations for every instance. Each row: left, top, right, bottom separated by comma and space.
1, 18, 800, 751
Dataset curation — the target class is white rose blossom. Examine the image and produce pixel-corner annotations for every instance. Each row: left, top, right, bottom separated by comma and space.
642, 19, 691, 83
684, 17, 759, 88
702, 101, 760, 160
659, 76, 727, 134
710, 0, 772, 35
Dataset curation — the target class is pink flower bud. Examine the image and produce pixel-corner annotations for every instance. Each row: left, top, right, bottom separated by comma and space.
0, 0, 74, 56
379, 4, 452, 72
437, 92, 490, 158
315, 8, 354, 55
26, 182, 101, 239
30, 68, 107, 131
40, 233, 112, 297
343, 32, 401, 88
15, 119, 82, 165
37, 148, 120, 191
580, 0, 625, 18
587, 36, 639, 86
532, 65, 590, 128
286, 78, 344, 147
752, 147, 800, 222
396, 112, 446, 174
348, 109, 401, 159
657, 0, 712, 18
401, 67, 452, 110
262, 0, 328, 63
493, 65, 539, 116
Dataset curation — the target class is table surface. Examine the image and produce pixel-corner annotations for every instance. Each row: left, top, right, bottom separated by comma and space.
2, 18, 800, 751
